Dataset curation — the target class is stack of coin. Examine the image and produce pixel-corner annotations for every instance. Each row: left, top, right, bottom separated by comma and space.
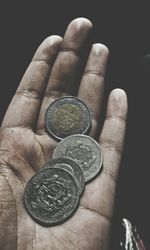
53, 134, 103, 183
24, 159, 81, 226
24, 97, 103, 227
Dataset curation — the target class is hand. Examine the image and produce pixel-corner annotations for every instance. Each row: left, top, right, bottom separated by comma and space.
0, 18, 128, 250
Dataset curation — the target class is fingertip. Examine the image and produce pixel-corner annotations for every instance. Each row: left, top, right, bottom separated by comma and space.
107, 88, 128, 117
92, 43, 109, 57
69, 17, 93, 31
84, 43, 109, 75
33, 35, 63, 62
110, 88, 127, 102
62, 17, 93, 52
111, 87, 126, 95
36, 35, 63, 52
43, 35, 63, 46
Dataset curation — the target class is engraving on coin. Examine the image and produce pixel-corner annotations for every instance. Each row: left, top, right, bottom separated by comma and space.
54, 104, 83, 132
24, 167, 79, 226
53, 135, 103, 182
43, 158, 85, 195
45, 96, 91, 140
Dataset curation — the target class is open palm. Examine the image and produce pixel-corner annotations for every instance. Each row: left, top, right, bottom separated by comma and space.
0, 18, 128, 250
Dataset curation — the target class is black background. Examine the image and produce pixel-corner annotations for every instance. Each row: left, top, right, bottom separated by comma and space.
0, 1, 150, 248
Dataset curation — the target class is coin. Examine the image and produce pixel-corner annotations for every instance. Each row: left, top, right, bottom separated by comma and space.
45, 96, 91, 140
53, 134, 103, 182
24, 167, 79, 226
43, 158, 85, 195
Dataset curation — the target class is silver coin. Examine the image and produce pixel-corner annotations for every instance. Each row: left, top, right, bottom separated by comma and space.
24, 167, 79, 226
43, 158, 85, 195
53, 134, 103, 182
45, 96, 91, 140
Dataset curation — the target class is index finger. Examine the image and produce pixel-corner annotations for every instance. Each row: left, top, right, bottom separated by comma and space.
1, 35, 62, 129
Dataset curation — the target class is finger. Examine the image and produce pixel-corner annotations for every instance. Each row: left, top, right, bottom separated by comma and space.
36, 18, 92, 134
1, 35, 62, 129
100, 89, 128, 181
78, 43, 109, 138
80, 89, 128, 220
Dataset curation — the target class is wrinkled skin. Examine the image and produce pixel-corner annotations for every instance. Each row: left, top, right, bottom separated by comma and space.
0, 18, 128, 250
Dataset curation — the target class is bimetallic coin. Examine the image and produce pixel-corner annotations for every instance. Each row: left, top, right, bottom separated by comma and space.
24, 167, 79, 226
53, 134, 103, 182
45, 96, 91, 140
43, 158, 85, 195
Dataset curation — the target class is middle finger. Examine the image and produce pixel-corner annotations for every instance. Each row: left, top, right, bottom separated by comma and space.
36, 18, 92, 134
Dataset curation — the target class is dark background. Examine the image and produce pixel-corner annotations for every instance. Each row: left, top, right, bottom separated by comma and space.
0, 1, 150, 248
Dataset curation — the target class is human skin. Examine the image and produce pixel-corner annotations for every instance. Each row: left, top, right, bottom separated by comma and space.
0, 18, 128, 250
